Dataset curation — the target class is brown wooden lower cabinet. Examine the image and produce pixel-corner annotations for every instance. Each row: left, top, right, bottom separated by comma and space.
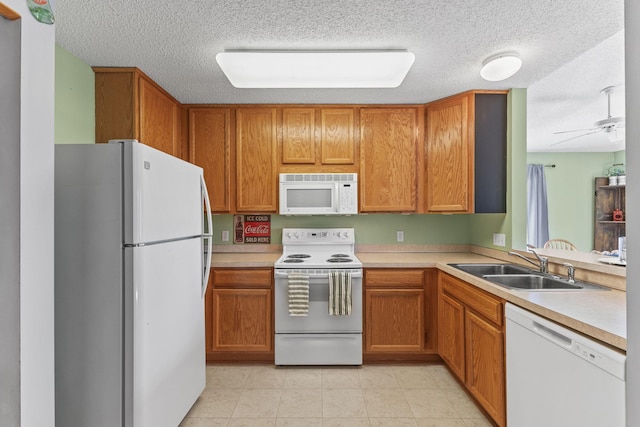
438, 272, 506, 427
206, 268, 273, 362
465, 310, 505, 424
438, 292, 465, 381
364, 268, 439, 361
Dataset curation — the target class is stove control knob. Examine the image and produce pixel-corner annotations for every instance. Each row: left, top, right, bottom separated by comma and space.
286, 232, 292, 239
344, 231, 350, 239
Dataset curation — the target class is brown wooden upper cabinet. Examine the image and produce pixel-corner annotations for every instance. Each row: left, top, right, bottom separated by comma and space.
360, 107, 423, 212
280, 107, 357, 171
235, 108, 278, 212
425, 93, 474, 213
93, 67, 183, 158
93, 68, 508, 215
425, 91, 507, 213
282, 108, 316, 164
189, 108, 233, 213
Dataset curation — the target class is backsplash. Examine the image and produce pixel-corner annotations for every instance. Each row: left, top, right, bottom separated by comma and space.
210, 213, 473, 245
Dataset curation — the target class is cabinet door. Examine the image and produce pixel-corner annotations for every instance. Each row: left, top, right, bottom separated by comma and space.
94, 70, 136, 143
139, 76, 179, 157
465, 310, 505, 427
321, 108, 356, 164
438, 293, 466, 381
212, 288, 272, 352
426, 93, 473, 212
360, 108, 419, 212
282, 108, 316, 164
236, 108, 278, 212
365, 288, 424, 352
189, 108, 233, 212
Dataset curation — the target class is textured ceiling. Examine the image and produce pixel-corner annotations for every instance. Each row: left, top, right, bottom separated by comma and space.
54, 0, 625, 152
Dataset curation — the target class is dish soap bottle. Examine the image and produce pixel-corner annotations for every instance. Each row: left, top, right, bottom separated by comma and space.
27, 0, 55, 25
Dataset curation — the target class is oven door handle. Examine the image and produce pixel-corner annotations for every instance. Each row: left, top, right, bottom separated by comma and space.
275, 270, 362, 279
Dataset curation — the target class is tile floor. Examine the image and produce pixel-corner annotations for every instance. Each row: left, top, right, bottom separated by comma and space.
180, 363, 494, 427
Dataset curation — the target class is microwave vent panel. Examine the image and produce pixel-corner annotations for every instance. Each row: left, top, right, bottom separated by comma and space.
280, 173, 357, 183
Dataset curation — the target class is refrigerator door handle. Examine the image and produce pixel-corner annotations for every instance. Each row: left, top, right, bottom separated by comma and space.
202, 236, 212, 297
201, 175, 213, 297
201, 175, 213, 237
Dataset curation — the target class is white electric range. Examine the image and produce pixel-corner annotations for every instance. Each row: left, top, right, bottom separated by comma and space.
274, 228, 363, 365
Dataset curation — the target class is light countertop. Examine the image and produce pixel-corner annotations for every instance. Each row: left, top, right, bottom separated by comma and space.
211, 249, 627, 351
212, 252, 280, 268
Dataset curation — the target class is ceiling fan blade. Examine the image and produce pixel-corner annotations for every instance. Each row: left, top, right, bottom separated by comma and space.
553, 128, 596, 134
550, 129, 602, 146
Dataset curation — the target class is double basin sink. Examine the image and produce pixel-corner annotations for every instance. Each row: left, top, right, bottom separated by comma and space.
449, 263, 608, 291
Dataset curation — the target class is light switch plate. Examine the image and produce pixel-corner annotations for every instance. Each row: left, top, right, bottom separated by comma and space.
397, 231, 404, 242
221, 230, 230, 242
493, 233, 506, 247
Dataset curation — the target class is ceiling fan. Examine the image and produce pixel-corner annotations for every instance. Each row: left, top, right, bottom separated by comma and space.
551, 86, 625, 145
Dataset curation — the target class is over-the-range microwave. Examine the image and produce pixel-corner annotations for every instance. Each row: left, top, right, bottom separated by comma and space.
279, 173, 358, 215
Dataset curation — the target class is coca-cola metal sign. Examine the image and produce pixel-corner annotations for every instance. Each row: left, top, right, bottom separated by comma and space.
233, 214, 271, 244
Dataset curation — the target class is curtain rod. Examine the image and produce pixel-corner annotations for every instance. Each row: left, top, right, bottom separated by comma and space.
544, 164, 556, 168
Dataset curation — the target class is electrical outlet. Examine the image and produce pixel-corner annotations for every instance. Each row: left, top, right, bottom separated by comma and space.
493, 233, 506, 247
221, 230, 230, 242
397, 231, 404, 242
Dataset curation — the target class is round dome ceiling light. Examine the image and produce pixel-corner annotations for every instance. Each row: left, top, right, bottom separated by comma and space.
480, 52, 522, 81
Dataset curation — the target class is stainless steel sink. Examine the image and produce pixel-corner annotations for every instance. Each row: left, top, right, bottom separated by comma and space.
449, 263, 535, 276
448, 263, 609, 291
482, 274, 577, 290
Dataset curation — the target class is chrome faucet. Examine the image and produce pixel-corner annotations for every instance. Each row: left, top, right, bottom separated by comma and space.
508, 245, 548, 273
526, 244, 549, 273
563, 262, 576, 283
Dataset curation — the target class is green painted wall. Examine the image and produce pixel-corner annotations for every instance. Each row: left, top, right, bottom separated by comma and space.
211, 213, 471, 245
527, 151, 623, 251
54, 45, 94, 144
614, 150, 626, 168
469, 89, 526, 251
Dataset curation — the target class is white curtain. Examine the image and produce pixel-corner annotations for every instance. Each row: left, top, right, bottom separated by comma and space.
527, 164, 549, 248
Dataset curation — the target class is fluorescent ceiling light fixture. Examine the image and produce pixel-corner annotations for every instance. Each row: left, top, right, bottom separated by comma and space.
480, 52, 522, 81
216, 50, 415, 88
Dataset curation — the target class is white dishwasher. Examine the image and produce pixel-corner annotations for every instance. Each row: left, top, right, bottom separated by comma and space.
505, 303, 626, 427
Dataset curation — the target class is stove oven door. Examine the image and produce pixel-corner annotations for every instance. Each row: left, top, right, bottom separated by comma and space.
274, 269, 363, 333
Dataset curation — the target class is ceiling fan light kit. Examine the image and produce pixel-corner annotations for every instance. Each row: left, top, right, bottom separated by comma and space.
480, 52, 522, 81
215, 50, 416, 88
552, 85, 625, 145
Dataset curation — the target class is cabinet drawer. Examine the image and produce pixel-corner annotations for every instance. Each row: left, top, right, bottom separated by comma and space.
366, 269, 425, 287
440, 273, 503, 326
213, 269, 272, 288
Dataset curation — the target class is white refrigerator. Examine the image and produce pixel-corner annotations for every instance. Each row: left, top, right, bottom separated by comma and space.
55, 140, 213, 427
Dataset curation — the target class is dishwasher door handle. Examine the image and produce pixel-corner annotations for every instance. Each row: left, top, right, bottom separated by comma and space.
532, 321, 572, 347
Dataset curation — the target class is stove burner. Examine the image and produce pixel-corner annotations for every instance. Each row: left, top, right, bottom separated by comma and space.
327, 257, 353, 263
331, 254, 351, 258
287, 254, 311, 259
283, 258, 305, 263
